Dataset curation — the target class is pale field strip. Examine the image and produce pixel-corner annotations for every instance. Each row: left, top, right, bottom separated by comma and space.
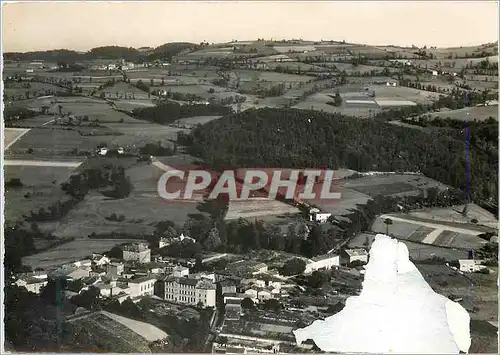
379, 214, 484, 237
4, 160, 83, 168
345, 99, 377, 104
421, 228, 445, 245
375, 99, 417, 107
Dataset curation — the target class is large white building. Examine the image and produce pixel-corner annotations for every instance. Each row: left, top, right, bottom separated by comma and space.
159, 276, 216, 307
127, 276, 157, 298
123, 243, 151, 263
304, 254, 340, 274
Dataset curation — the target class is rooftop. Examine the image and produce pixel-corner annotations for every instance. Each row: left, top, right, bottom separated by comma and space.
128, 275, 157, 284
310, 253, 340, 262
344, 248, 368, 257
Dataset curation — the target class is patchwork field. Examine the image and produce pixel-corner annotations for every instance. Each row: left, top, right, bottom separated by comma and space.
408, 204, 498, 229
39, 189, 201, 238
22, 238, 140, 269
4, 81, 68, 99
349, 233, 468, 261
420, 106, 498, 122
4, 128, 30, 150
372, 213, 492, 250
341, 174, 448, 197
7, 115, 56, 128
225, 198, 301, 220
4, 165, 76, 222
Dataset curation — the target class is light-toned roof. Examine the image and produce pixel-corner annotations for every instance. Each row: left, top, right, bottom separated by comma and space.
311, 253, 339, 262
344, 249, 368, 257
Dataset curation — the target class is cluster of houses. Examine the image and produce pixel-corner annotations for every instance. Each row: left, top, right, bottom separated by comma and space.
13, 231, 371, 313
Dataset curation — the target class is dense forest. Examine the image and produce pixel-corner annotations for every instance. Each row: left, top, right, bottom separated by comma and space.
183, 108, 498, 204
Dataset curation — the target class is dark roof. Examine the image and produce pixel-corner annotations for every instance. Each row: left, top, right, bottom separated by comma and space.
164, 276, 199, 286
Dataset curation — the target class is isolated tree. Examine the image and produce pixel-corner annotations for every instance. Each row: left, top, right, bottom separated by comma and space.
241, 297, 254, 310
307, 270, 330, 288
384, 218, 393, 235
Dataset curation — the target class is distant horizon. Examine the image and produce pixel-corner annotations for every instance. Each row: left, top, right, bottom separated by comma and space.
2, 1, 498, 53
3, 39, 498, 55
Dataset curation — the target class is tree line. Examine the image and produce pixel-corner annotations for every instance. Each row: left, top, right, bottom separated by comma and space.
184, 108, 497, 204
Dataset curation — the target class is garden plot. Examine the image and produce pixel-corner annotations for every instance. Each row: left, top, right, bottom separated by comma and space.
407, 226, 435, 243
376, 214, 491, 250
22, 238, 140, 269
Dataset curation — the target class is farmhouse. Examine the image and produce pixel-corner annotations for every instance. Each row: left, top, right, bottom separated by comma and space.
304, 254, 340, 274
122, 243, 151, 264
157, 276, 217, 307
458, 259, 487, 273
309, 208, 331, 223
15, 272, 48, 294
342, 248, 369, 265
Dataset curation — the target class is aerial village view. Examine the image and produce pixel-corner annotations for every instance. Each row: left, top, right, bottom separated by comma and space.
2, 1, 499, 354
